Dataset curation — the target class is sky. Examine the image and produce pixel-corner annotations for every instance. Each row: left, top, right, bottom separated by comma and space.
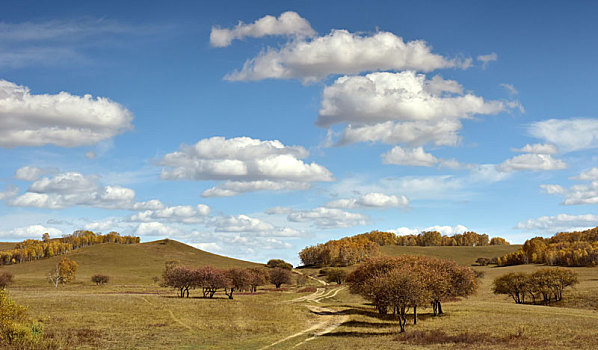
1, 0, 598, 265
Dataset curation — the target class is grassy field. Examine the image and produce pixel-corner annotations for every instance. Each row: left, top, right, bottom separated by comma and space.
2, 240, 598, 349
379, 244, 522, 265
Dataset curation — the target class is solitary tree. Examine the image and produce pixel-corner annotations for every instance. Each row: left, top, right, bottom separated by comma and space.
269, 268, 292, 288
326, 268, 348, 284
48, 258, 78, 287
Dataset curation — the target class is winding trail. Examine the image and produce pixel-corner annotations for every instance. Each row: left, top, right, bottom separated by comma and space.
260, 273, 348, 349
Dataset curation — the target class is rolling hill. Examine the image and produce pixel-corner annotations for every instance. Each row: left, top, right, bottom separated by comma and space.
0, 239, 262, 287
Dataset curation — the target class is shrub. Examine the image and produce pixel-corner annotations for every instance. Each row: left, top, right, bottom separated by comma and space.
91, 274, 109, 286
269, 268, 292, 288
0, 271, 14, 289
266, 259, 293, 270
325, 268, 347, 284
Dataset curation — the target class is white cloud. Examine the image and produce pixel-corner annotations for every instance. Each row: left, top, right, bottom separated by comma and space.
572, 168, 598, 181
202, 180, 310, 197
477, 52, 497, 68
130, 204, 210, 224
211, 214, 274, 232
326, 192, 409, 209
382, 146, 439, 167
210, 11, 315, 47
528, 118, 598, 152
265, 206, 293, 215
541, 181, 598, 205
225, 29, 466, 83
497, 153, 566, 172
15, 166, 43, 181
500, 83, 518, 95
515, 213, 598, 233
160, 136, 333, 196
287, 207, 368, 228
84, 218, 123, 232
190, 242, 222, 252
319, 72, 510, 146
0, 185, 18, 200
0, 224, 61, 239
0, 80, 133, 147
136, 222, 178, 236
132, 199, 165, 211
392, 224, 469, 236
511, 143, 558, 154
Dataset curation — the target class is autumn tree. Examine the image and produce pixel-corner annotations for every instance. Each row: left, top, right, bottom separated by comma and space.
91, 274, 109, 286
247, 268, 269, 293
195, 266, 228, 298
269, 268, 292, 288
224, 268, 250, 299
493, 269, 578, 305
0, 272, 14, 289
492, 272, 528, 304
162, 265, 195, 297
325, 268, 347, 284
48, 258, 78, 288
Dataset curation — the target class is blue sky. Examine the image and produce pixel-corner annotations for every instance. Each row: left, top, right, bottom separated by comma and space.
1, 1, 598, 264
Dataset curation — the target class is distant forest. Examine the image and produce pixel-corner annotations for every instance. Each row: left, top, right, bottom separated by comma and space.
0, 230, 139, 265
498, 226, 598, 267
299, 230, 509, 267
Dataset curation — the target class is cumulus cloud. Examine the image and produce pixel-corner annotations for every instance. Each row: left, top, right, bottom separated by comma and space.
319, 72, 510, 146
210, 11, 315, 47
511, 143, 558, 154
497, 153, 566, 172
528, 118, 598, 153
15, 166, 44, 181
225, 29, 466, 83
326, 192, 409, 209
477, 52, 497, 68
287, 207, 368, 228
0, 224, 61, 238
572, 168, 598, 181
160, 136, 333, 196
382, 146, 465, 169
136, 222, 178, 236
210, 214, 274, 232
0, 185, 18, 200
541, 181, 598, 205
0, 80, 133, 147
130, 204, 210, 224
516, 213, 598, 233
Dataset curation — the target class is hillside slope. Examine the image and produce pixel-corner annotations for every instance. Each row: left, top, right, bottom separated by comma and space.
380, 244, 522, 265
0, 239, 261, 286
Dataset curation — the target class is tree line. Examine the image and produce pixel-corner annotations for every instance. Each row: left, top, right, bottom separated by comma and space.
161, 263, 291, 299
299, 230, 509, 267
497, 226, 598, 267
346, 255, 477, 332
0, 230, 140, 266
492, 268, 578, 305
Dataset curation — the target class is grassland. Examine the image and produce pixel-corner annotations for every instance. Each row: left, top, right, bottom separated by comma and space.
2, 240, 597, 349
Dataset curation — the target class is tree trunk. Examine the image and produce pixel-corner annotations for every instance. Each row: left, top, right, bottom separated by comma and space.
413, 306, 417, 325
437, 301, 443, 315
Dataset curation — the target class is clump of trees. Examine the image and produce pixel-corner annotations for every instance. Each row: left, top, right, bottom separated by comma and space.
325, 268, 348, 284
300, 230, 509, 267
497, 226, 598, 267
48, 258, 78, 288
347, 256, 477, 332
91, 274, 109, 286
161, 264, 271, 298
0, 272, 14, 289
493, 268, 578, 304
0, 230, 139, 266
266, 259, 293, 270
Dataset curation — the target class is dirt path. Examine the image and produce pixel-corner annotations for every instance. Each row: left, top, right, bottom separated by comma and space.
260, 274, 348, 349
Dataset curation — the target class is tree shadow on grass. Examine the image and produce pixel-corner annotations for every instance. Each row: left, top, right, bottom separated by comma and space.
340, 320, 397, 328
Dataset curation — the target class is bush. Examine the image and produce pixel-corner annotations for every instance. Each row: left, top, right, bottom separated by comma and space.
269, 268, 292, 288
0, 271, 14, 289
266, 259, 293, 270
325, 268, 347, 284
91, 274, 109, 286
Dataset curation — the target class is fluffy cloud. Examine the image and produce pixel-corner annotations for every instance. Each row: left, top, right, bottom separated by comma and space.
320, 72, 509, 146
208, 214, 300, 237
0, 224, 61, 238
516, 213, 598, 233
160, 136, 333, 196
541, 181, 598, 205
130, 205, 210, 224
287, 207, 368, 228
382, 146, 465, 169
572, 168, 598, 181
136, 222, 178, 236
210, 11, 315, 47
225, 29, 465, 83
497, 153, 566, 172
511, 143, 558, 154
0, 80, 133, 147
528, 118, 598, 153
0, 185, 18, 200
326, 192, 409, 209
15, 166, 44, 181
393, 224, 469, 236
